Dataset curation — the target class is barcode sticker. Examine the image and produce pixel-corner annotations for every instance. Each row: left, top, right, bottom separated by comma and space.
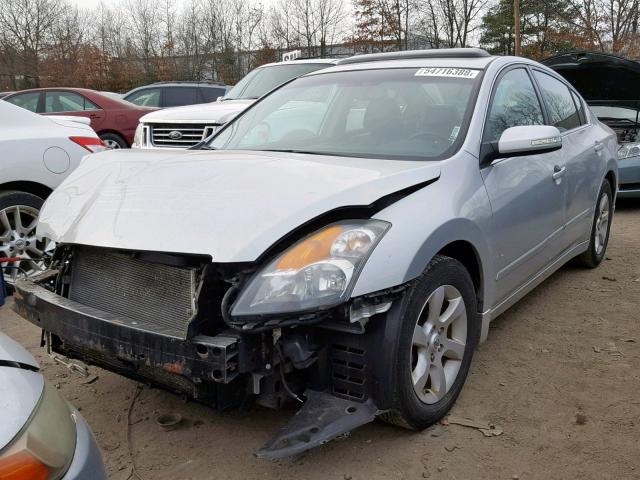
415, 67, 480, 79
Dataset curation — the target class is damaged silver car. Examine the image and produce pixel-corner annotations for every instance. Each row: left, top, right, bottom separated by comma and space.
12, 49, 618, 458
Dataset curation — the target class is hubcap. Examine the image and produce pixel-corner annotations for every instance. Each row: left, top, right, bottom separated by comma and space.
594, 194, 610, 255
0, 205, 51, 281
411, 285, 467, 404
103, 139, 120, 149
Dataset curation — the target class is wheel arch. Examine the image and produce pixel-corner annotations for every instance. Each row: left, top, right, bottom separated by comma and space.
0, 181, 52, 201
605, 169, 617, 198
437, 240, 484, 312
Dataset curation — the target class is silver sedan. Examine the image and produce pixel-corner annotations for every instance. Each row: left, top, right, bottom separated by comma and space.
13, 49, 618, 458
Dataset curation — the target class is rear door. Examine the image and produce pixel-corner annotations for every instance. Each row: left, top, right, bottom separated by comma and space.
481, 66, 568, 303
43, 91, 106, 130
532, 69, 604, 247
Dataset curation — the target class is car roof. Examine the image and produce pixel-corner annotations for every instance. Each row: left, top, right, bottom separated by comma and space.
257, 58, 340, 68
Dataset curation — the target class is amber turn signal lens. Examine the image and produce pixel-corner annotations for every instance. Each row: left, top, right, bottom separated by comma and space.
0, 451, 50, 480
276, 225, 344, 270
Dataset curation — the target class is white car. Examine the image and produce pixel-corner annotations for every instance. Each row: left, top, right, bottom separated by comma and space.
133, 59, 338, 149
0, 101, 107, 278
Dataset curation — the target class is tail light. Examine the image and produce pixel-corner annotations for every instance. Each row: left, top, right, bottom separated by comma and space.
69, 136, 109, 153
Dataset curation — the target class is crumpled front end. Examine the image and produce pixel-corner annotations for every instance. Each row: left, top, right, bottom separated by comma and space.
12, 243, 409, 458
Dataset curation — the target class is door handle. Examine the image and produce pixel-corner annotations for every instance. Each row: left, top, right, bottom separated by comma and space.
594, 141, 604, 152
552, 165, 567, 180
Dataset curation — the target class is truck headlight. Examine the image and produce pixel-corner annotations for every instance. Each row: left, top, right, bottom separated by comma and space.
0, 383, 77, 480
231, 220, 390, 316
132, 123, 144, 148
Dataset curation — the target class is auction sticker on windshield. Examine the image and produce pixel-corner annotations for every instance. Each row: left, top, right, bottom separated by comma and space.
415, 67, 480, 78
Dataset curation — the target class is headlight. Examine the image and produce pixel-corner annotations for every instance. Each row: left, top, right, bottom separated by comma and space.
618, 142, 640, 159
231, 220, 390, 316
132, 123, 144, 148
0, 383, 76, 480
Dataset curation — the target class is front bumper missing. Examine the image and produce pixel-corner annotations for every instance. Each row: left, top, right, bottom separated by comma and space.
12, 276, 244, 406
12, 276, 383, 458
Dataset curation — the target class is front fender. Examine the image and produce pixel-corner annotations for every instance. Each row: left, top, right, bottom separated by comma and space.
351, 154, 495, 310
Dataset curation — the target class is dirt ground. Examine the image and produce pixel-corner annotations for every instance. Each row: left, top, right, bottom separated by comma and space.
2, 199, 639, 480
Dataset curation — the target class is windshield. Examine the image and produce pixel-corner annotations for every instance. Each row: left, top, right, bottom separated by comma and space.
209, 68, 481, 160
223, 63, 331, 100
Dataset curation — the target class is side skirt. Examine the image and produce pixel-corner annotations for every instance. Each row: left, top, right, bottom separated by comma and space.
480, 240, 589, 343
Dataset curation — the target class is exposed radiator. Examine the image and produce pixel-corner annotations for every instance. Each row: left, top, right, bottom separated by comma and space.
69, 246, 198, 338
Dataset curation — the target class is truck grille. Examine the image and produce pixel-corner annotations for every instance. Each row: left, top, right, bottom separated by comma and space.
69, 246, 198, 338
149, 123, 218, 148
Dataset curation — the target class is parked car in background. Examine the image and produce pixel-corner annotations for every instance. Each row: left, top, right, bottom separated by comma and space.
543, 51, 640, 197
123, 81, 229, 108
0, 101, 107, 278
3, 88, 156, 148
12, 49, 617, 459
133, 59, 338, 149
0, 331, 106, 479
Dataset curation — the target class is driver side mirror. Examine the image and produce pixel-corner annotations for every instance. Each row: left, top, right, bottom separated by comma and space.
481, 125, 562, 165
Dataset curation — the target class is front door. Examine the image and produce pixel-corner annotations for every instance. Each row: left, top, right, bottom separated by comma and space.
480, 67, 568, 304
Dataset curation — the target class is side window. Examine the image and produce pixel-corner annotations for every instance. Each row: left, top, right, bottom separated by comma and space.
164, 87, 198, 107
125, 88, 161, 107
484, 68, 544, 142
5, 92, 40, 112
44, 92, 92, 113
570, 90, 586, 124
200, 87, 226, 103
533, 71, 581, 131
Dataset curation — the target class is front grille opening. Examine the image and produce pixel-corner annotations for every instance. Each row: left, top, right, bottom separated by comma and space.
66, 246, 226, 339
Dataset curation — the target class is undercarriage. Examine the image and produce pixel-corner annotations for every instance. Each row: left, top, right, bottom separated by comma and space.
12, 245, 406, 458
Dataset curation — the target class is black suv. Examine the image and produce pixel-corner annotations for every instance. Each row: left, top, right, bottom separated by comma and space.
123, 81, 229, 108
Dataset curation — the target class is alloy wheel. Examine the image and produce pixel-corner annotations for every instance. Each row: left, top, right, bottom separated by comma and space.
0, 205, 51, 281
103, 139, 121, 149
411, 284, 467, 404
594, 193, 610, 256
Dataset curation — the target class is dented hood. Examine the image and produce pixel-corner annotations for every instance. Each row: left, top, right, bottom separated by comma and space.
38, 149, 441, 261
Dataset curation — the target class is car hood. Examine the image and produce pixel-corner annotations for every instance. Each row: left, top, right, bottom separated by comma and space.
37, 149, 441, 261
139, 99, 254, 124
0, 331, 39, 368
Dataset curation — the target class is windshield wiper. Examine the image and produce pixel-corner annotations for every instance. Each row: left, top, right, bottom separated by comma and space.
262, 149, 325, 155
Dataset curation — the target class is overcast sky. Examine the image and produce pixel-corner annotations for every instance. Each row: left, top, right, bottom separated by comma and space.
68, 0, 272, 9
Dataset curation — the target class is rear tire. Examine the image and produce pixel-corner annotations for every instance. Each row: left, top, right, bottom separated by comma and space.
379, 255, 480, 430
574, 180, 613, 268
99, 132, 128, 149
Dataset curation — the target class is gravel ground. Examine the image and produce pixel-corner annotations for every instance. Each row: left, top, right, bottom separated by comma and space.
2, 199, 639, 480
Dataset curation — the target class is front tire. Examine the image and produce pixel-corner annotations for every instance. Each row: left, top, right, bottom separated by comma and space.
574, 180, 613, 268
380, 255, 480, 430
